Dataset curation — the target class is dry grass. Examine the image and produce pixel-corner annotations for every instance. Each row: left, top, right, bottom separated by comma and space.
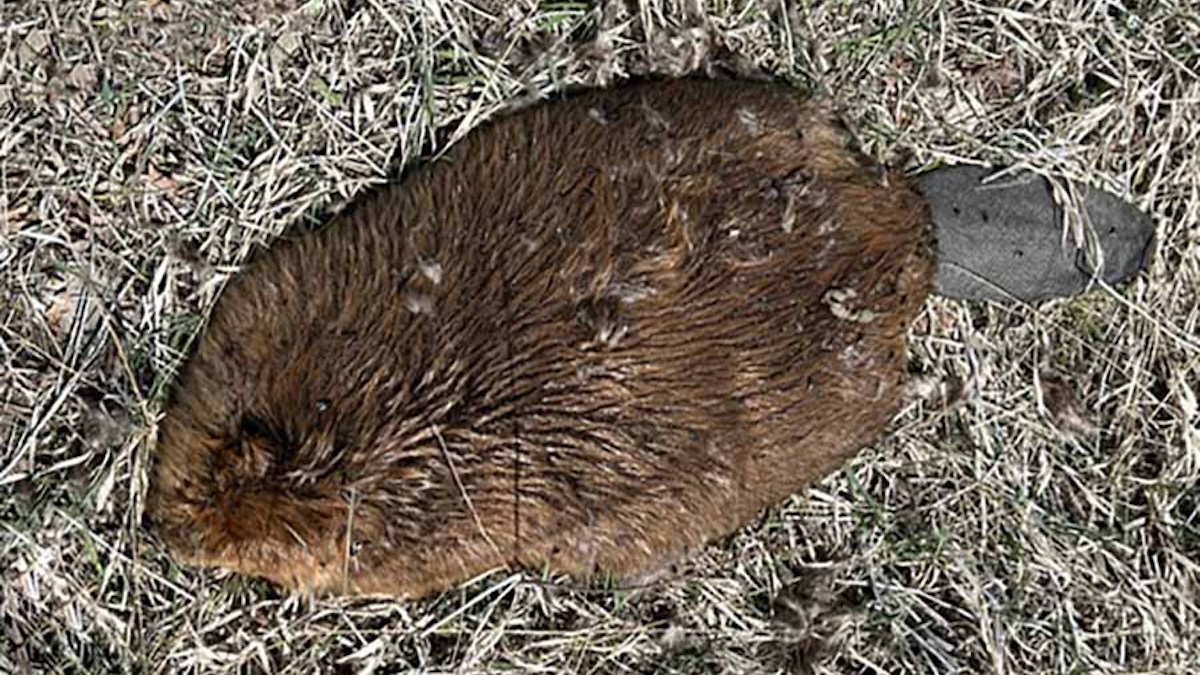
2, 0, 1198, 672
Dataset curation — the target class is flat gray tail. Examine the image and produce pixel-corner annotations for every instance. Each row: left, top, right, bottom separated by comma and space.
916, 166, 1155, 304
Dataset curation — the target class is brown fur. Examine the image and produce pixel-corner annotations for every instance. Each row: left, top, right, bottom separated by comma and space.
146, 78, 934, 597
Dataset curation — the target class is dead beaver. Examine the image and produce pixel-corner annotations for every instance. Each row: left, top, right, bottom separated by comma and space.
146, 77, 1153, 597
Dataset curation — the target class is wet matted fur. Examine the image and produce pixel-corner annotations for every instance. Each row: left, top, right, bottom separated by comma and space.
147, 77, 933, 597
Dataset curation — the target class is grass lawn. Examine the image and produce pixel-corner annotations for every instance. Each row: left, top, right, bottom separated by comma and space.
1, 0, 1197, 672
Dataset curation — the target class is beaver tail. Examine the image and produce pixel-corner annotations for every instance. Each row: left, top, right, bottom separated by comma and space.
917, 165, 1154, 303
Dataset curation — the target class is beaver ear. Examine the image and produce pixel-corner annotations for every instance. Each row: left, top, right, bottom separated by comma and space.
218, 415, 282, 482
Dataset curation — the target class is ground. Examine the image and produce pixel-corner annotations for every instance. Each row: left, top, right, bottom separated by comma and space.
1, 0, 1198, 673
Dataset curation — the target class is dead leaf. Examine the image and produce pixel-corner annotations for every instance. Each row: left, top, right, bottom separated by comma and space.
1039, 371, 1099, 437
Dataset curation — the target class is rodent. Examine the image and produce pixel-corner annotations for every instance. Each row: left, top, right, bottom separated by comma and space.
146, 76, 1149, 597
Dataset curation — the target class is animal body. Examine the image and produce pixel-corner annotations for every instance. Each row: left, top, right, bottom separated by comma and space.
146, 77, 1152, 597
